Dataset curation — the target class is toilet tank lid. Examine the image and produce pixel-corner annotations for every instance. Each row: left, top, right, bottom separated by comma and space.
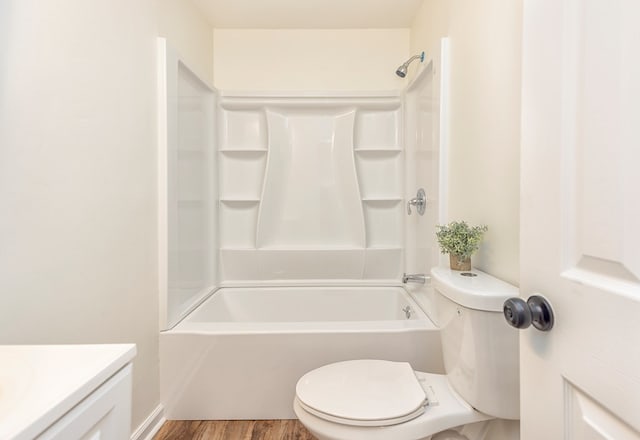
430, 267, 518, 312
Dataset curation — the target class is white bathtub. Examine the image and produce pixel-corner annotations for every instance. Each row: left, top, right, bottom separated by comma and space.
160, 286, 443, 420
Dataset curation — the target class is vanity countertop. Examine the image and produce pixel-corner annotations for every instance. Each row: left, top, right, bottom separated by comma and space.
0, 344, 136, 440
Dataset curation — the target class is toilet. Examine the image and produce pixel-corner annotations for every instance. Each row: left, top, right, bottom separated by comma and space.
293, 267, 519, 440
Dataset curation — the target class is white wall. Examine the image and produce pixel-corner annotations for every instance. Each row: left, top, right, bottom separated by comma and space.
213, 29, 410, 91
158, 0, 214, 86
410, 0, 522, 285
0, 0, 159, 430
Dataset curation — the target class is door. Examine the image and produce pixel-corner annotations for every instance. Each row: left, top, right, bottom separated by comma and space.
520, 0, 640, 438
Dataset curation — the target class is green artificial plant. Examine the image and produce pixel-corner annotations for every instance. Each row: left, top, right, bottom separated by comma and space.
435, 221, 488, 258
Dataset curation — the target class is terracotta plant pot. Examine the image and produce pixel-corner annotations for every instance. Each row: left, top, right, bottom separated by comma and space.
449, 254, 471, 271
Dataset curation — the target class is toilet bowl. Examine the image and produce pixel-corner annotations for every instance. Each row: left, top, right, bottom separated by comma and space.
293, 267, 520, 440
294, 361, 491, 440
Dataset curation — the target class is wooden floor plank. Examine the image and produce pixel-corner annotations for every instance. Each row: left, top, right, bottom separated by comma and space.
193, 420, 227, 440
222, 420, 256, 440
286, 420, 316, 440
153, 420, 316, 440
250, 420, 276, 440
154, 420, 206, 439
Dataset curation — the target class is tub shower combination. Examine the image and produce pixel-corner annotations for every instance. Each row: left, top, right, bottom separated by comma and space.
158, 39, 444, 420
161, 286, 442, 419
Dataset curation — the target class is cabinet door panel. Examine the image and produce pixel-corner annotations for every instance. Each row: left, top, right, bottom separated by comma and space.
37, 365, 132, 440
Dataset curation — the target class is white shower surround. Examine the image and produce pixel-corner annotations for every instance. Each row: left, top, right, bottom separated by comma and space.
218, 93, 406, 283
159, 57, 443, 328
160, 286, 443, 420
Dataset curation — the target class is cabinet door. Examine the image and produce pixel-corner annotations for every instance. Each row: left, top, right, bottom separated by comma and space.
37, 365, 132, 440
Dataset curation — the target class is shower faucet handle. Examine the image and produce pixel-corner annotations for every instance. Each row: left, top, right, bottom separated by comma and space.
407, 188, 427, 216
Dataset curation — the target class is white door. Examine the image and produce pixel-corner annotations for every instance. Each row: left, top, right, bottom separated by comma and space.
520, 0, 640, 438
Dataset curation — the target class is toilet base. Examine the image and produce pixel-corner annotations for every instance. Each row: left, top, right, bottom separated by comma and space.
298, 417, 512, 440
432, 419, 520, 440
293, 371, 494, 440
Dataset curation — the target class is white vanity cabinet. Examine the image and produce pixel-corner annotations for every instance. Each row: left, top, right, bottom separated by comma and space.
0, 344, 136, 440
37, 364, 132, 440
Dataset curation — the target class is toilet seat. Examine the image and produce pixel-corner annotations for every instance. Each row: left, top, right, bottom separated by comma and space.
297, 399, 427, 427
295, 360, 427, 427
294, 368, 492, 440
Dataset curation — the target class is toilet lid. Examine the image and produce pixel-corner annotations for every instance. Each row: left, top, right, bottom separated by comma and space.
295, 360, 427, 427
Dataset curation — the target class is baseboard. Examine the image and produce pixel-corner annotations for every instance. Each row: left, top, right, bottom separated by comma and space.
131, 404, 165, 440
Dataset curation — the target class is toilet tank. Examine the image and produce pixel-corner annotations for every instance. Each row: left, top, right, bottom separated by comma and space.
430, 267, 520, 420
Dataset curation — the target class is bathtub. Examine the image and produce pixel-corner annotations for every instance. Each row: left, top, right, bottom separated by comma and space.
160, 286, 443, 420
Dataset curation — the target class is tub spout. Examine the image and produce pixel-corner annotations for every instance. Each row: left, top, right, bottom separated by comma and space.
402, 273, 429, 284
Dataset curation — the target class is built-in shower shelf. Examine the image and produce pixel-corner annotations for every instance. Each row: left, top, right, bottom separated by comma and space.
361, 197, 403, 249
355, 148, 403, 200
219, 148, 267, 202
361, 197, 403, 202
220, 198, 261, 203
219, 148, 268, 153
353, 147, 402, 153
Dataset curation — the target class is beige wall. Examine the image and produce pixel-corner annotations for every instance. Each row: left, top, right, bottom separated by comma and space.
411, 0, 522, 285
0, 0, 216, 430
0, 0, 522, 433
0, 0, 159, 430
213, 29, 410, 91
158, 0, 214, 86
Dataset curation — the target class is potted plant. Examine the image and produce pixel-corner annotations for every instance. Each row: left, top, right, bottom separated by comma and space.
435, 221, 488, 271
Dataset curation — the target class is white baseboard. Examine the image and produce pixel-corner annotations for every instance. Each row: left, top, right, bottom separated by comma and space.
131, 404, 165, 440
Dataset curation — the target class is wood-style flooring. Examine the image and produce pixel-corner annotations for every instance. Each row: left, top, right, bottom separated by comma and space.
153, 420, 317, 440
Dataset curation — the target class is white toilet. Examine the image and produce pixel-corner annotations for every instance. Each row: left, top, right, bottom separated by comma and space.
293, 267, 519, 440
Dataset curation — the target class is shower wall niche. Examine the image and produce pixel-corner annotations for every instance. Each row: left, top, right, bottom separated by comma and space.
217, 95, 404, 282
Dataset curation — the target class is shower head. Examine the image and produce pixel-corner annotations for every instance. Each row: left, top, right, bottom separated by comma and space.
395, 52, 425, 78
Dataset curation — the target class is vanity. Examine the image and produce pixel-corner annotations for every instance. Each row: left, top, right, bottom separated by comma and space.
0, 344, 136, 440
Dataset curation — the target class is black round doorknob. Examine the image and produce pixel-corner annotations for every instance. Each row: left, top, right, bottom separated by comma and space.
527, 295, 554, 331
503, 295, 554, 331
503, 297, 532, 329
